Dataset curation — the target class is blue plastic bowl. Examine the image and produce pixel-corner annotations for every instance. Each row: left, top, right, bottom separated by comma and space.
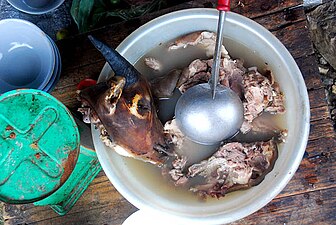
0, 19, 55, 94
6, 0, 65, 15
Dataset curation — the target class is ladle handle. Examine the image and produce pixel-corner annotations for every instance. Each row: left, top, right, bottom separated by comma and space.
211, 10, 226, 99
217, 0, 230, 11
211, 0, 230, 99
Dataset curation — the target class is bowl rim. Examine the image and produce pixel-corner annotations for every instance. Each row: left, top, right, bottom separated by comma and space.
94, 8, 310, 224
43, 35, 61, 92
6, 0, 65, 15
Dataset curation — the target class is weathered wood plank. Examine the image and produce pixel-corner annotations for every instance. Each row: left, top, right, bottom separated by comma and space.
272, 20, 314, 59
254, 5, 306, 31
185, 0, 306, 32
2, 172, 136, 225
310, 105, 330, 122
3, 200, 135, 225
277, 151, 336, 198
233, 187, 336, 225
51, 60, 105, 110
230, 0, 302, 19
309, 117, 335, 141
51, 85, 80, 110
31, 201, 134, 225
306, 136, 336, 156
296, 54, 324, 90
309, 88, 328, 109
55, 61, 105, 89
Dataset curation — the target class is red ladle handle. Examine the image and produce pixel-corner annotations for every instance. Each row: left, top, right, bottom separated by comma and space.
217, 0, 230, 11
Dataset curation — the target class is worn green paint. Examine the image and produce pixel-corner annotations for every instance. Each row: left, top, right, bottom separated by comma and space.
0, 89, 80, 204
34, 145, 101, 215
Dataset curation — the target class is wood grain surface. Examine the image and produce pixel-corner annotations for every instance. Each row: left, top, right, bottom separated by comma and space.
2, 0, 335, 224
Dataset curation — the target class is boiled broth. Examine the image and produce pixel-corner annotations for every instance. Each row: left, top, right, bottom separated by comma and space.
119, 35, 288, 203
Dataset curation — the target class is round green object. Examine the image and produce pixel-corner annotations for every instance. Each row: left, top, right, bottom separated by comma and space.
0, 89, 80, 204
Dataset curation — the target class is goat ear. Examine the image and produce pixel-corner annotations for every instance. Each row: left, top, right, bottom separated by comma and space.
88, 35, 139, 88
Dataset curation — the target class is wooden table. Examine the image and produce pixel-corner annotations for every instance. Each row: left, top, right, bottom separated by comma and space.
2, 0, 335, 224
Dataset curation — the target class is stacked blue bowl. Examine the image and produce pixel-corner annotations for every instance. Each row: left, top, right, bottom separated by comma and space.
6, 0, 65, 15
0, 19, 61, 94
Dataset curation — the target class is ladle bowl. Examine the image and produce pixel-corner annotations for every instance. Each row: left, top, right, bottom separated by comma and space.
175, 83, 244, 145
174, 1, 237, 145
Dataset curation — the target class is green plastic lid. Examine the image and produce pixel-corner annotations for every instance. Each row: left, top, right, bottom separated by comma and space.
0, 89, 80, 204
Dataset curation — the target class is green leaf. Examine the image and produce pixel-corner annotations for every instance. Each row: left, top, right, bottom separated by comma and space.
71, 0, 95, 32
70, 0, 81, 26
71, 0, 166, 33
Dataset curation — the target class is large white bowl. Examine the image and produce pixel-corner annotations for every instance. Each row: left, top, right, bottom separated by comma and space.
93, 8, 310, 224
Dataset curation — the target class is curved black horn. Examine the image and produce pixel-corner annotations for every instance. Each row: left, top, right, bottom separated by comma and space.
88, 35, 139, 88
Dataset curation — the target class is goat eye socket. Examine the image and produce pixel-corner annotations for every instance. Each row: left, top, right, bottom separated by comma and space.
138, 104, 149, 111
137, 101, 150, 111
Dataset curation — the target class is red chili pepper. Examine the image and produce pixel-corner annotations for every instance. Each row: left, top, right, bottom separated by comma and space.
77, 79, 97, 90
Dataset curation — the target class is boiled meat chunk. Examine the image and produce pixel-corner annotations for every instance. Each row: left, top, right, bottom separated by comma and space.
144, 57, 161, 71
150, 69, 182, 98
168, 156, 189, 186
177, 58, 246, 98
182, 140, 278, 198
163, 119, 185, 149
177, 59, 210, 92
241, 68, 285, 133
168, 31, 230, 58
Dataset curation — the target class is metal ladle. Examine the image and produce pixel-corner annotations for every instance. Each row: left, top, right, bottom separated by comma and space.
175, 0, 244, 145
